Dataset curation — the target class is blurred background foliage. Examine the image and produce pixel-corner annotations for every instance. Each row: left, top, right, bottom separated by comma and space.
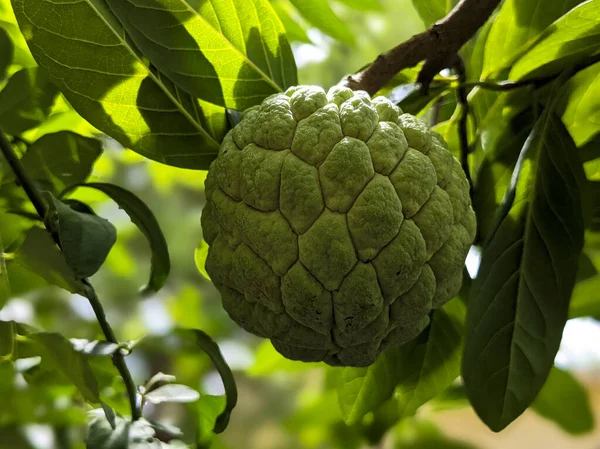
1, 0, 600, 448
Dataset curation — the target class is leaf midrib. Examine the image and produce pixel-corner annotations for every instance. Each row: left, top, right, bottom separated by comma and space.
499, 110, 555, 424
178, 0, 282, 92
82, 0, 217, 145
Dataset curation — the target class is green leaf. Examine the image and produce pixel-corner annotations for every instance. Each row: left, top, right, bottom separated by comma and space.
0, 67, 58, 135
569, 229, 600, 318
556, 61, 600, 146
248, 340, 317, 376
395, 298, 466, 419
411, 0, 457, 27
67, 183, 170, 293
466, 14, 495, 81
12, 0, 222, 169
194, 239, 211, 281
463, 109, 586, 431
105, 0, 297, 111
44, 193, 117, 279
338, 298, 466, 425
28, 331, 100, 403
510, 1, 600, 80
0, 27, 13, 81
196, 395, 227, 449
1, 132, 103, 196
336, 0, 382, 11
472, 104, 536, 241
338, 346, 405, 425
389, 83, 449, 117
176, 328, 237, 434
481, 0, 585, 77
0, 320, 15, 361
11, 226, 79, 293
271, 0, 311, 43
289, 0, 355, 44
144, 384, 200, 404
532, 366, 594, 434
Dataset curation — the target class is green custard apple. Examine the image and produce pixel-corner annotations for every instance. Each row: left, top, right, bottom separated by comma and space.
201, 85, 476, 367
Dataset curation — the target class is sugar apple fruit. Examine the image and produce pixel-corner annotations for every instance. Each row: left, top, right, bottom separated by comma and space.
201, 85, 476, 367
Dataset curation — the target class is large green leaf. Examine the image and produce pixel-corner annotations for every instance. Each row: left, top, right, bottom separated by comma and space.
532, 367, 594, 434
66, 183, 170, 293
289, 0, 354, 45
510, 0, 600, 80
338, 298, 465, 425
411, 0, 457, 27
0, 67, 58, 135
104, 0, 297, 110
11, 0, 224, 169
463, 110, 586, 431
481, 0, 585, 77
557, 61, 600, 146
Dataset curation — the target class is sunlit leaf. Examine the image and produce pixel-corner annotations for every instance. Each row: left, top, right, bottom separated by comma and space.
271, 0, 311, 43
289, 0, 355, 44
337, 0, 382, 11
0, 67, 58, 135
532, 366, 594, 434
411, 0, 458, 27
194, 239, 211, 281
12, 0, 222, 169
556, 61, 600, 146
105, 0, 297, 111
481, 0, 585, 77
70, 339, 120, 357
510, 1, 600, 80
463, 109, 586, 431
248, 340, 318, 376
0, 27, 13, 81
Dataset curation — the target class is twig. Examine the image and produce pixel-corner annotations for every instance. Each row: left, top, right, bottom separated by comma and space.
0, 126, 141, 421
452, 56, 473, 199
342, 0, 501, 94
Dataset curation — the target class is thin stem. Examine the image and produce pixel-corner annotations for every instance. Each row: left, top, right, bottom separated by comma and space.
0, 127, 47, 218
452, 57, 473, 199
81, 280, 141, 420
0, 127, 141, 421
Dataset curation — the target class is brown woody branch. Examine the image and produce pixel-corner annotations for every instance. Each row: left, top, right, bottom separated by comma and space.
342, 0, 501, 94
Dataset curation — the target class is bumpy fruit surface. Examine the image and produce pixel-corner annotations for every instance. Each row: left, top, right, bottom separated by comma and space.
201, 85, 476, 367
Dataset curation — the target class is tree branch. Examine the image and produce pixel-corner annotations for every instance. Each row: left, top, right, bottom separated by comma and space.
342, 0, 501, 94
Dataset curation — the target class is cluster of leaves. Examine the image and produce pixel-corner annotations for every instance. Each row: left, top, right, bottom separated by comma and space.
1, 0, 600, 447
